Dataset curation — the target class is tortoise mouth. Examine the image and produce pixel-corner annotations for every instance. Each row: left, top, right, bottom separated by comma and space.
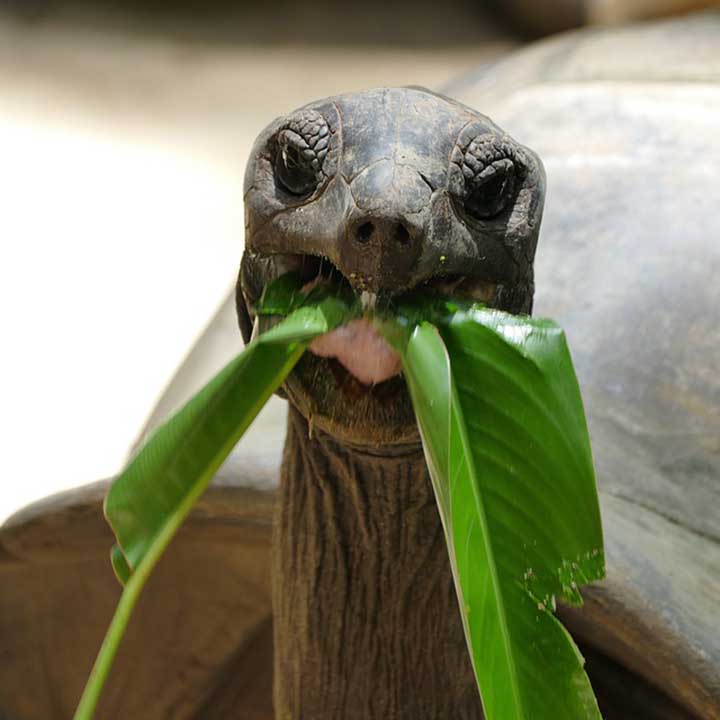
246, 251, 505, 311
239, 250, 508, 442
243, 251, 504, 392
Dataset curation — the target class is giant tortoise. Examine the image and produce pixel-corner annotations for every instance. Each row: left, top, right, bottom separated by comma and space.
1, 11, 718, 720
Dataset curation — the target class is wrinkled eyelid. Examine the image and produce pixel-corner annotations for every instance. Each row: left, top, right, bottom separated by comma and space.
477, 158, 514, 183
279, 110, 331, 146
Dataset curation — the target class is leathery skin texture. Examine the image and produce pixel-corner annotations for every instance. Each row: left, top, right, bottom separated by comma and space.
274, 406, 483, 720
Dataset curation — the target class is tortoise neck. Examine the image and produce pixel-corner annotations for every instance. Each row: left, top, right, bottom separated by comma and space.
272, 405, 482, 720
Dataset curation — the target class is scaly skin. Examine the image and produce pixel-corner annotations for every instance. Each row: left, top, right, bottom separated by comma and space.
273, 407, 482, 719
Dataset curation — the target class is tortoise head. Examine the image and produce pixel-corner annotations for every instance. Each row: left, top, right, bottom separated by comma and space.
237, 87, 546, 445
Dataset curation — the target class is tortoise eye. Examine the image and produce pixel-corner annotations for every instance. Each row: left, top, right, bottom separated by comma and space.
451, 134, 525, 221
274, 130, 319, 196
273, 111, 330, 198
465, 158, 517, 220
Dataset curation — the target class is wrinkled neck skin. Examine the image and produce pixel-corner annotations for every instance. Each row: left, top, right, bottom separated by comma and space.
273, 405, 483, 720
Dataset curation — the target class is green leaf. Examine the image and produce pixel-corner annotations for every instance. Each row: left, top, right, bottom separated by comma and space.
256, 271, 358, 317
106, 294, 351, 580
74, 292, 354, 720
395, 309, 605, 720
77, 266, 603, 720
256, 271, 306, 315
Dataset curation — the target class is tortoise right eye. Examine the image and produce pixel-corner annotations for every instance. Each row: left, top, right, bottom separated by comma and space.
450, 134, 526, 222
274, 130, 319, 196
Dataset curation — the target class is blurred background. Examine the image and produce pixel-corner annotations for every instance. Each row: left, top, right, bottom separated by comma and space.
0, 0, 716, 522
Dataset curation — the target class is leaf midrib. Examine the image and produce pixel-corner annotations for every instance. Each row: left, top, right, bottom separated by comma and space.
449, 373, 529, 720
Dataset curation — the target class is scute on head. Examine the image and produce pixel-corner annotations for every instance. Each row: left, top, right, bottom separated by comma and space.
237, 87, 546, 445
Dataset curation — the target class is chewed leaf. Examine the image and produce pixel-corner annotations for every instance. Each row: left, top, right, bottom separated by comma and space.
395, 309, 604, 720
79, 272, 604, 720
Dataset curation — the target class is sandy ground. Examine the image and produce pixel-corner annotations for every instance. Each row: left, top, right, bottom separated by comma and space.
0, 5, 517, 521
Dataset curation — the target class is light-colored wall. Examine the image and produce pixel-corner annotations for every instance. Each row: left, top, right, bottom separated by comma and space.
0, 8, 515, 522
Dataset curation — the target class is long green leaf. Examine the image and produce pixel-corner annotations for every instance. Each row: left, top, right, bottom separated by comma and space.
395, 309, 604, 720
74, 294, 353, 720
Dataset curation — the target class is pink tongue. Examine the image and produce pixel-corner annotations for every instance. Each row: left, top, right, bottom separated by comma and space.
309, 319, 402, 385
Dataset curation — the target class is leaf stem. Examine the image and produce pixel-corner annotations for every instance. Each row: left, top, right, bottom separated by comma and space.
72, 548, 156, 719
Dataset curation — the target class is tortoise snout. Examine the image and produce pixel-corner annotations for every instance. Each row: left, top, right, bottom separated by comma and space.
351, 216, 414, 249
341, 213, 423, 293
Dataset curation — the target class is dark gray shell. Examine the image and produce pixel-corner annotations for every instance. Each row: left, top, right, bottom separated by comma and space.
2, 12, 718, 719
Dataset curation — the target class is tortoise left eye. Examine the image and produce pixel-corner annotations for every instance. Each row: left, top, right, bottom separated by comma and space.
464, 158, 517, 220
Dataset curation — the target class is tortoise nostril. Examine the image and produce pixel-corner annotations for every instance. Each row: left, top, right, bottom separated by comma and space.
394, 223, 411, 246
356, 222, 374, 243
353, 218, 414, 248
